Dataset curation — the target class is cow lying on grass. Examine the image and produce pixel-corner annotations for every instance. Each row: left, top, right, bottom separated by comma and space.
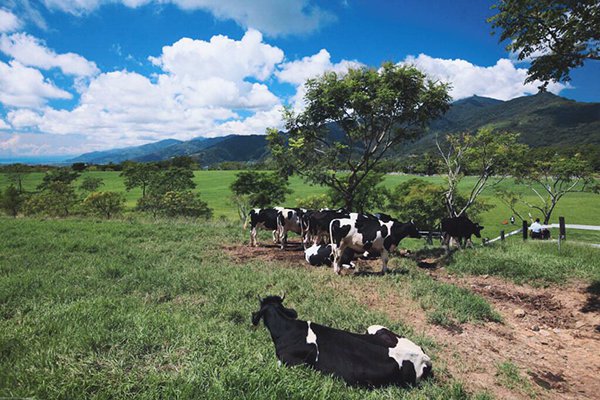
252, 295, 433, 387
304, 244, 356, 269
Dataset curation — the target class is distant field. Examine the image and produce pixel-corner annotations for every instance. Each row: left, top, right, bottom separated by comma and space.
1, 170, 599, 242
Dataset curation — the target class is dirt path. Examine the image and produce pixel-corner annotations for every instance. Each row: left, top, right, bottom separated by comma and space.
225, 243, 600, 399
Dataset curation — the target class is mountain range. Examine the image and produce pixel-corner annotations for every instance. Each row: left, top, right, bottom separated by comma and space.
68, 92, 600, 165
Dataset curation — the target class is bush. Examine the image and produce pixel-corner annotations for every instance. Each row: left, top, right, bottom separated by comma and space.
0, 185, 23, 217
386, 179, 447, 229
82, 191, 125, 219
137, 191, 212, 219
23, 182, 78, 217
296, 194, 330, 210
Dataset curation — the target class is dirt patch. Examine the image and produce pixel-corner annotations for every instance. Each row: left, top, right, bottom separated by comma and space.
225, 243, 600, 399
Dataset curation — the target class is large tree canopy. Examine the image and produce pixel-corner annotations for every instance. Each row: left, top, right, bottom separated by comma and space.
489, 0, 600, 88
268, 62, 450, 211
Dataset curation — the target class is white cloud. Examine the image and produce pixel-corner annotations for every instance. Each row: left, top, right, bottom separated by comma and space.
402, 54, 568, 101
0, 8, 21, 32
277, 49, 362, 111
150, 30, 283, 82
209, 105, 284, 137
0, 118, 10, 130
0, 60, 72, 108
41, 0, 334, 36
0, 33, 99, 76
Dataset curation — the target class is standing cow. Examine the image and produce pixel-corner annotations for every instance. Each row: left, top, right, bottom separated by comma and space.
440, 216, 484, 249
246, 207, 283, 247
304, 209, 351, 245
277, 208, 306, 249
329, 213, 420, 274
252, 295, 432, 387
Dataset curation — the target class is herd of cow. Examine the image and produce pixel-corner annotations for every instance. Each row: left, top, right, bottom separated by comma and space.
247, 207, 485, 388
246, 206, 485, 275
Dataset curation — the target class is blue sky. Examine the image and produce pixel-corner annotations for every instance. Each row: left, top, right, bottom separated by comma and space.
0, 0, 598, 159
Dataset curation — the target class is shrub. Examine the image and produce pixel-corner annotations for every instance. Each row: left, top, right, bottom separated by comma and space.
23, 182, 78, 217
386, 178, 447, 229
296, 194, 330, 210
0, 185, 23, 217
160, 191, 212, 219
82, 191, 125, 219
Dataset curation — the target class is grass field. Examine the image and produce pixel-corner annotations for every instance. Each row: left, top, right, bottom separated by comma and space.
1, 217, 494, 400
2, 170, 599, 242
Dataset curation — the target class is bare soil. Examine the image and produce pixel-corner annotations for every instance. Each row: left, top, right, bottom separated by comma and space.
224, 242, 600, 399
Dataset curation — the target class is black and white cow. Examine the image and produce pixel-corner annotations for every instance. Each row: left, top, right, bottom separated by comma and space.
246, 207, 283, 247
252, 295, 432, 387
305, 209, 351, 245
304, 244, 356, 269
277, 208, 306, 249
330, 213, 420, 274
440, 216, 484, 248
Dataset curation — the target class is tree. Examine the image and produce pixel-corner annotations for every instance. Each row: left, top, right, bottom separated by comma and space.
489, 0, 600, 89
515, 153, 598, 224
120, 162, 158, 197
37, 168, 80, 191
437, 128, 526, 217
149, 167, 196, 195
71, 162, 87, 172
268, 62, 451, 211
159, 191, 212, 219
230, 171, 290, 221
0, 185, 23, 217
4, 164, 30, 194
79, 176, 104, 193
82, 191, 125, 219
386, 179, 447, 230
23, 182, 78, 217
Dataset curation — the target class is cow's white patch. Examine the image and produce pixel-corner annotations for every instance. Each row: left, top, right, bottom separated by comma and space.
306, 321, 319, 363
304, 244, 320, 263
388, 338, 431, 381
367, 324, 388, 335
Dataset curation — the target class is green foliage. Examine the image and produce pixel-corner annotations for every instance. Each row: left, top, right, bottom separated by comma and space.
230, 171, 290, 208
149, 167, 196, 195
489, 0, 600, 88
23, 182, 78, 217
269, 62, 451, 211
82, 191, 125, 219
386, 179, 447, 229
79, 176, 104, 193
327, 172, 388, 213
495, 361, 535, 396
120, 162, 158, 197
0, 185, 23, 217
159, 191, 212, 219
296, 193, 331, 210
37, 168, 80, 191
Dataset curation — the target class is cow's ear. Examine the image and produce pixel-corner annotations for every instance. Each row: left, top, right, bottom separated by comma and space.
251, 310, 264, 326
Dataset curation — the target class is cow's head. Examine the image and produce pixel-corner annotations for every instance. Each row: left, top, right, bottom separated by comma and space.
403, 219, 421, 239
472, 223, 484, 238
251, 295, 298, 326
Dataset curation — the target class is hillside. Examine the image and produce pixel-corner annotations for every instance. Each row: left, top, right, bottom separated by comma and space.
68, 93, 600, 165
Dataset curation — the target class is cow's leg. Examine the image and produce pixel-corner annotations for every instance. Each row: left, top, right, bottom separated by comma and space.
272, 229, 278, 244
251, 227, 257, 247
332, 244, 343, 275
280, 229, 288, 250
381, 249, 389, 274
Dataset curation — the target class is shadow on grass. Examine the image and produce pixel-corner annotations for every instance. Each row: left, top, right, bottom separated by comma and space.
352, 268, 410, 278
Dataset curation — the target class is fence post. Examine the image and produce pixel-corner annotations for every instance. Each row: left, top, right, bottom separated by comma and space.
427, 231, 433, 246
500, 230, 505, 241
522, 220, 528, 240
559, 217, 566, 240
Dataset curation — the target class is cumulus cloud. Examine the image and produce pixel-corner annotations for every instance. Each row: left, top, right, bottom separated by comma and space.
0, 118, 10, 130
0, 60, 72, 108
5, 30, 288, 148
0, 33, 99, 76
0, 8, 21, 32
401, 54, 568, 101
277, 48, 362, 111
41, 0, 334, 36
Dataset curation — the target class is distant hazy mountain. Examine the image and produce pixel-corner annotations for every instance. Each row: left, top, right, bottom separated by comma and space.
68, 93, 600, 165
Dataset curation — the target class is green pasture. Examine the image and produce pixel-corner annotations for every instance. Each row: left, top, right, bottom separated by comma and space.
1, 170, 599, 242
0, 217, 492, 400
